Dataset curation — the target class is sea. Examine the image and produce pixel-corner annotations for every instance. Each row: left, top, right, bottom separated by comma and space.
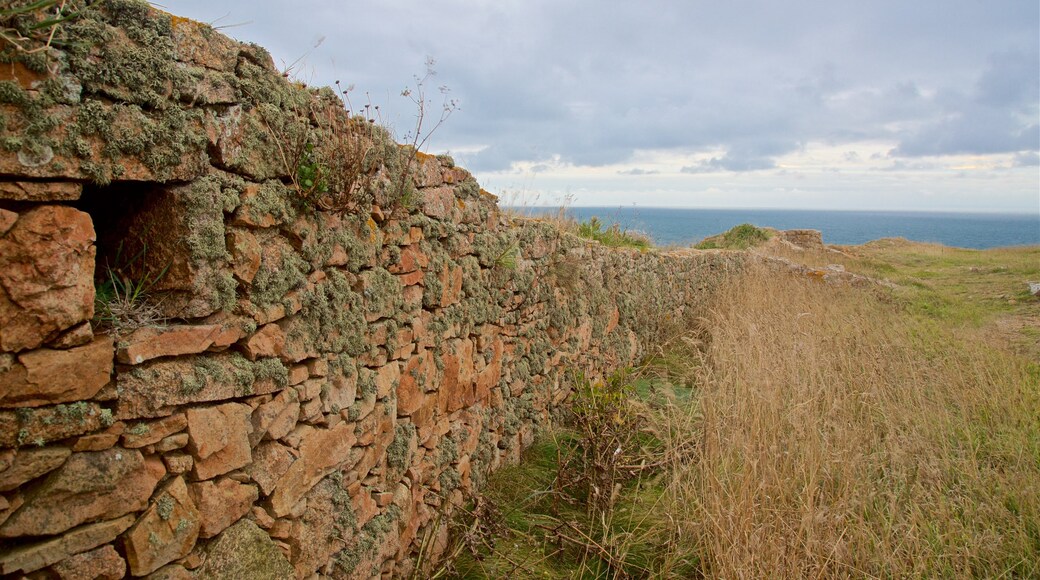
512, 207, 1040, 250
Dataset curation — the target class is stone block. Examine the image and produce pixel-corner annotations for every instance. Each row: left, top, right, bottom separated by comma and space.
186, 403, 252, 480
115, 325, 237, 365
188, 477, 258, 538
0, 449, 164, 538
0, 337, 113, 407
268, 422, 357, 517
0, 514, 135, 575
123, 476, 201, 576
0, 206, 95, 353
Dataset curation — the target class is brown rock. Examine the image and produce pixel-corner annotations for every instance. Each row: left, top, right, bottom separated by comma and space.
0, 337, 113, 407
115, 353, 286, 419
196, 519, 294, 580
0, 402, 110, 448
188, 478, 258, 538
186, 403, 252, 480
0, 514, 135, 575
243, 323, 286, 361
169, 16, 240, 71
116, 325, 235, 365
162, 453, 193, 475
155, 432, 189, 453
0, 205, 95, 353
389, 244, 430, 274
374, 363, 401, 399
0, 208, 16, 236
250, 388, 299, 445
0, 181, 82, 202
397, 350, 433, 417
244, 441, 295, 496
438, 338, 476, 413
420, 186, 455, 219
432, 262, 464, 308
285, 477, 348, 577
47, 322, 94, 349
121, 413, 188, 449
71, 431, 121, 452
124, 476, 201, 576
227, 229, 262, 284
0, 446, 71, 492
268, 422, 357, 517
0, 492, 23, 527
0, 449, 164, 537
49, 543, 126, 580
211, 107, 289, 182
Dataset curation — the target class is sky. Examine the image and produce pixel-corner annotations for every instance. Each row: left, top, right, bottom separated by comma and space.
165, 0, 1040, 213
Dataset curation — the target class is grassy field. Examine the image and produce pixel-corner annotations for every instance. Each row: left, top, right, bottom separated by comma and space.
443, 238, 1040, 578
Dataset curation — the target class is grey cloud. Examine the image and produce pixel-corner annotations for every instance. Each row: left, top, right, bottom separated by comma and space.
617, 168, 660, 175
890, 49, 1039, 157
1013, 151, 1040, 167
169, 0, 1040, 176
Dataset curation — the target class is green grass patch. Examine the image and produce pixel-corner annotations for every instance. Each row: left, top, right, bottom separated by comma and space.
694, 223, 772, 250
576, 216, 652, 250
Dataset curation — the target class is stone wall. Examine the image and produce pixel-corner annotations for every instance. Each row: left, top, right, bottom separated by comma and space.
0, 2, 735, 578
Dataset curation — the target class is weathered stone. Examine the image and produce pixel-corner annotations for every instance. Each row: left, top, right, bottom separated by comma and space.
0, 448, 164, 537
0, 208, 16, 236
155, 432, 189, 453
268, 422, 357, 517
0, 402, 110, 448
72, 428, 121, 452
49, 543, 126, 580
438, 338, 476, 413
169, 16, 240, 71
122, 413, 188, 449
286, 477, 347, 577
244, 441, 295, 496
0, 514, 134, 575
251, 388, 300, 444
188, 478, 258, 538
0, 446, 71, 492
374, 362, 401, 399
116, 325, 237, 365
243, 323, 286, 361
210, 106, 289, 182
186, 403, 252, 480
197, 519, 294, 579
47, 322, 94, 349
227, 229, 263, 283
0, 337, 113, 407
162, 453, 193, 475
124, 476, 201, 576
434, 263, 464, 308
420, 186, 455, 219
115, 353, 286, 419
398, 349, 434, 417
389, 244, 430, 274
0, 181, 82, 202
0, 208, 95, 351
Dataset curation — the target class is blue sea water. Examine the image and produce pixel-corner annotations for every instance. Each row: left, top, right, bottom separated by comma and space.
515, 207, 1040, 250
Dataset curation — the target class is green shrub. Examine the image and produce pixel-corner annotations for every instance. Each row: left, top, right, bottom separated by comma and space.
576, 216, 652, 250
695, 223, 772, 250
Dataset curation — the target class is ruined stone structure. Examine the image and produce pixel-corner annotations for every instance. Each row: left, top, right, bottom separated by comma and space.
0, 2, 733, 577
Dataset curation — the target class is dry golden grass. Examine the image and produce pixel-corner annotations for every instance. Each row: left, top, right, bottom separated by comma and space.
661, 264, 1040, 578
449, 244, 1039, 579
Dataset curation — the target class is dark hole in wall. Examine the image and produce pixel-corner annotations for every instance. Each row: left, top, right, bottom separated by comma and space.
72, 181, 181, 327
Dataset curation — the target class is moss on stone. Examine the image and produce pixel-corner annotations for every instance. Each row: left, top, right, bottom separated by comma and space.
250, 242, 308, 308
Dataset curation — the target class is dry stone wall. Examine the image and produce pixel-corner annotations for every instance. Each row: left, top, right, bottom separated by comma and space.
0, 2, 736, 578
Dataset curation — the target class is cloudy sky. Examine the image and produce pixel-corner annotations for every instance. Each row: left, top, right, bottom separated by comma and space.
167, 0, 1039, 213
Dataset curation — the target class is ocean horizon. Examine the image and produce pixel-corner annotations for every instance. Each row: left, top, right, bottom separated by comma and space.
510, 206, 1040, 250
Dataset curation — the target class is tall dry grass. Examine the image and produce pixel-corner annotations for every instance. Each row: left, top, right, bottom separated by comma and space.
660, 264, 1040, 578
